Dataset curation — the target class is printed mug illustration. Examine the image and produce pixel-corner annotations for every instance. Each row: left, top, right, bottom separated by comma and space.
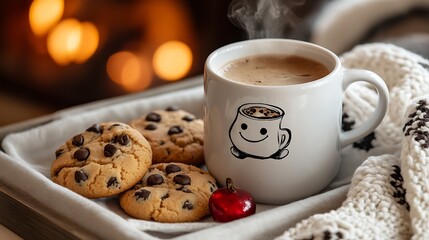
229, 103, 292, 160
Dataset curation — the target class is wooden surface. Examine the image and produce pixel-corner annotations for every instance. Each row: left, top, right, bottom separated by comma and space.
0, 224, 22, 240
0, 182, 96, 240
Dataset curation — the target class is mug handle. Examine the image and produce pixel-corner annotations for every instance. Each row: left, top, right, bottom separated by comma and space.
279, 128, 292, 150
340, 69, 389, 148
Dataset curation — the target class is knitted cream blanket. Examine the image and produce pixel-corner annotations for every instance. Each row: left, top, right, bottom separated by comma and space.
276, 43, 429, 239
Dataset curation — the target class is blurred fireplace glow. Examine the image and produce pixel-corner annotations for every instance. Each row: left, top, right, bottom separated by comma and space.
106, 51, 152, 92
153, 40, 193, 81
17, 0, 208, 102
29, 0, 64, 36
47, 19, 99, 65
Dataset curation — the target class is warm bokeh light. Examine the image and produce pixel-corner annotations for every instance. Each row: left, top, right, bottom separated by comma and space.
74, 22, 99, 64
153, 41, 193, 81
47, 19, 99, 65
29, 0, 64, 36
106, 51, 152, 92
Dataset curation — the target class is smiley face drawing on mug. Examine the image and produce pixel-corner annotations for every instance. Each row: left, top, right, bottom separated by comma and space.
229, 103, 292, 160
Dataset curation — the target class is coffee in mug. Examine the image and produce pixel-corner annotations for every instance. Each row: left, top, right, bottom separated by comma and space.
220, 55, 330, 86
204, 39, 389, 204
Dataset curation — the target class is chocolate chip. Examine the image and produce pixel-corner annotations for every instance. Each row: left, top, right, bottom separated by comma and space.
168, 126, 183, 135
55, 149, 64, 158
166, 106, 179, 111
161, 193, 169, 200
182, 115, 195, 122
104, 144, 117, 157
147, 174, 164, 186
113, 134, 130, 145
146, 112, 161, 122
182, 200, 193, 210
135, 189, 151, 200
74, 148, 90, 161
174, 174, 191, 185
176, 186, 192, 193
75, 170, 88, 183
120, 135, 130, 145
107, 177, 119, 188
108, 123, 121, 130
86, 123, 102, 133
165, 164, 181, 174
72, 134, 84, 146
209, 181, 218, 192
145, 124, 157, 130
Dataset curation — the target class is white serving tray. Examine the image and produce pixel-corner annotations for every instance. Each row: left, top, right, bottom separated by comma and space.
0, 75, 349, 240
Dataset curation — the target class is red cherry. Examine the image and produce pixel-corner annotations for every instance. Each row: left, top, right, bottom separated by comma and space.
209, 178, 256, 222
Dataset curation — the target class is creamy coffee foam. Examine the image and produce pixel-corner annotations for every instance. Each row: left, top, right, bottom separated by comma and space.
220, 55, 330, 86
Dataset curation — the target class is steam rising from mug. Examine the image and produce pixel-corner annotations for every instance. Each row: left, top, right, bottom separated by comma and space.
228, 0, 305, 39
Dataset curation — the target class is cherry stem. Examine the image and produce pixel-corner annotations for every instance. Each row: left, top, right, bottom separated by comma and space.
226, 178, 236, 193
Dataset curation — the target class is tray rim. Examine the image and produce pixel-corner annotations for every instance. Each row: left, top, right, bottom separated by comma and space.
0, 75, 202, 145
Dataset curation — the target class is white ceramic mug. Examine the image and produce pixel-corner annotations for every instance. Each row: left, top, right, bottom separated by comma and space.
204, 39, 389, 204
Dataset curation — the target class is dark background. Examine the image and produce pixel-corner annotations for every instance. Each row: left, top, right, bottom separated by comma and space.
0, 0, 324, 126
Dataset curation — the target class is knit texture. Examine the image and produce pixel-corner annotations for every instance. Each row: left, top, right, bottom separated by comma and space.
402, 99, 429, 240
275, 43, 429, 239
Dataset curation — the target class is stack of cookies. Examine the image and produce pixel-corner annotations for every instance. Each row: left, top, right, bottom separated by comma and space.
50, 107, 217, 223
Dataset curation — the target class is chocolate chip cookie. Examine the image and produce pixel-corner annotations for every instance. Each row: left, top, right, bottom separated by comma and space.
130, 107, 204, 165
119, 162, 217, 223
51, 122, 152, 199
